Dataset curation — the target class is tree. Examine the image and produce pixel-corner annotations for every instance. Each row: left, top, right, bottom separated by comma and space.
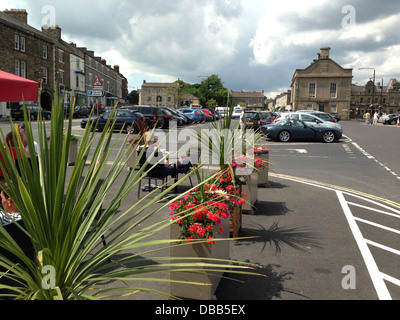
128, 90, 139, 105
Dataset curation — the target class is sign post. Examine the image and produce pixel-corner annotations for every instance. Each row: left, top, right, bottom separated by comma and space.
92, 76, 103, 116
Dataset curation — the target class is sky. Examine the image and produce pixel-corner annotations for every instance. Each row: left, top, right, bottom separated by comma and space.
1, 0, 400, 98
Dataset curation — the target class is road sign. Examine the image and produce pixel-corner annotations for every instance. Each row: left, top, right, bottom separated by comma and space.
92, 76, 103, 87
87, 90, 104, 97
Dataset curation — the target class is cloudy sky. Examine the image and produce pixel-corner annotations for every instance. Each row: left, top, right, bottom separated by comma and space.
1, 0, 400, 98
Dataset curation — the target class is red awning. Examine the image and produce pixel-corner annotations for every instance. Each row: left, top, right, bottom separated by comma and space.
0, 70, 39, 102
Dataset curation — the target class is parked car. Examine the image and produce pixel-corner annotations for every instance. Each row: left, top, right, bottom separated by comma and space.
383, 114, 400, 125
178, 108, 204, 123
244, 111, 269, 131
177, 110, 195, 124
11, 104, 51, 120
296, 110, 338, 122
161, 107, 187, 125
261, 119, 342, 143
160, 108, 182, 128
232, 106, 242, 119
121, 105, 164, 128
330, 113, 341, 122
278, 112, 343, 131
72, 105, 90, 118
260, 111, 277, 124
81, 109, 143, 132
199, 109, 214, 121
380, 113, 398, 124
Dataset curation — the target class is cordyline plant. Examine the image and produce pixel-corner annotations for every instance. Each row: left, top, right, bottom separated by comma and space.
0, 91, 258, 300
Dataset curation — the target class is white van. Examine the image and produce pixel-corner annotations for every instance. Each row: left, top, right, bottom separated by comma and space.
215, 106, 229, 117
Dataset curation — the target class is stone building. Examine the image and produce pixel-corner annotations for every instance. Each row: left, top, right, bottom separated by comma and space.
351, 78, 400, 118
290, 47, 353, 120
0, 9, 55, 112
139, 81, 180, 108
274, 90, 292, 111
0, 8, 128, 115
77, 47, 127, 109
230, 90, 265, 110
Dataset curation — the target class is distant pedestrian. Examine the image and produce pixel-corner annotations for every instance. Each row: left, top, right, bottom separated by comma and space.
373, 112, 379, 125
364, 112, 370, 125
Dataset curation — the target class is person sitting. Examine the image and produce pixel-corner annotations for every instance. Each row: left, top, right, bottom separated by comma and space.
0, 182, 21, 226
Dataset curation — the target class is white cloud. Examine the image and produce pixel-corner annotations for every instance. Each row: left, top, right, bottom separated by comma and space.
1, 0, 400, 95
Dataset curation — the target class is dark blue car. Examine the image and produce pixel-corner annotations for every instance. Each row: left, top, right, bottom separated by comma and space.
262, 119, 342, 143
81, 109, 143, 132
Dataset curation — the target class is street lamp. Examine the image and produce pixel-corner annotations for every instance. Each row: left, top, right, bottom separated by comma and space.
358, 67, 376, 110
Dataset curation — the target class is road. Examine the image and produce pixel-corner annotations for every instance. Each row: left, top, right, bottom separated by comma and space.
255, 119, 400, 300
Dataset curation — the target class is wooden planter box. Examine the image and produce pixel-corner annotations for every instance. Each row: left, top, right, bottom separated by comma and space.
229, 205, 242, 238
169, 217, 230, 300
257, 152, 269, 187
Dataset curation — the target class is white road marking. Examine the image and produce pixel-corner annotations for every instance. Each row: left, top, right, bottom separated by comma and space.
270, 173, 400, 300
354, 217, 400, 235
336, 191, 392, 300
351, 142, 400, 180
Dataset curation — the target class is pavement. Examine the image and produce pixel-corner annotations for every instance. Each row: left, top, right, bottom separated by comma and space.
95, 165, 400, 301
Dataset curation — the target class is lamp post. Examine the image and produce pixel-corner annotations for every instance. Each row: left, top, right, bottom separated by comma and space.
358, 67, 375, 110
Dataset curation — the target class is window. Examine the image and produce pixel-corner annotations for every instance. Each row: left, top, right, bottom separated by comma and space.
42, 45, 48, 59
330, 104, 337, 113
306, 104, 313, 110
89, 73, 93, 87
330, 83, 337, 98
20, 37, 26, 52
59, 50, 64, 63
309, 83, 316, 98
20, 61, 26, 78
147, 96, 152, 102
59, 70, 64, 85
14, 34, 19, 50
42, 67, 48, 84
15, 60, 20, 76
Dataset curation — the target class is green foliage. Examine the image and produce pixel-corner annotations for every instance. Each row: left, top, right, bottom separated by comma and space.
0, 89, 257, 300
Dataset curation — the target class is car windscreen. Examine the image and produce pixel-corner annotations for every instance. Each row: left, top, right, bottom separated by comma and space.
245, 112, 260, 119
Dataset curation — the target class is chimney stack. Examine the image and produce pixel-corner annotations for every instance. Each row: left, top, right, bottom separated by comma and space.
319, 47, 331, 59
42, 25, 62, 41
3, 9, 28, 24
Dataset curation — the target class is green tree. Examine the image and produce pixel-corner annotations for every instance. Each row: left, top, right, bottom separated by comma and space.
128, 90, 139, 105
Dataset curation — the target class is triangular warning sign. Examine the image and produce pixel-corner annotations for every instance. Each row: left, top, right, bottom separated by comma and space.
92, 76, 103, 87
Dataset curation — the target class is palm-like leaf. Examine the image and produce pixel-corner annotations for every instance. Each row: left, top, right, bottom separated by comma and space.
0, 90, 258, 300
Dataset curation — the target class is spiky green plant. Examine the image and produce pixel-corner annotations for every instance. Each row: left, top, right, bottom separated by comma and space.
0, 91, 258, 300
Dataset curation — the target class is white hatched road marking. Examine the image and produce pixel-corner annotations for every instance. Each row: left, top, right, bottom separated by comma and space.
271, 173, 400, 300
336, 191, 392, 300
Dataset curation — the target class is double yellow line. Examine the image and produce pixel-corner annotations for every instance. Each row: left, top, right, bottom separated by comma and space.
270, 173, 400, 210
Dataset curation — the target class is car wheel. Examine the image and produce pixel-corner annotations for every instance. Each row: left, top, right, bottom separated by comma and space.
322, 131, 335, 143
46, 114, 51, 120
391, 119, 397, 125
278, 130, 291, 142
